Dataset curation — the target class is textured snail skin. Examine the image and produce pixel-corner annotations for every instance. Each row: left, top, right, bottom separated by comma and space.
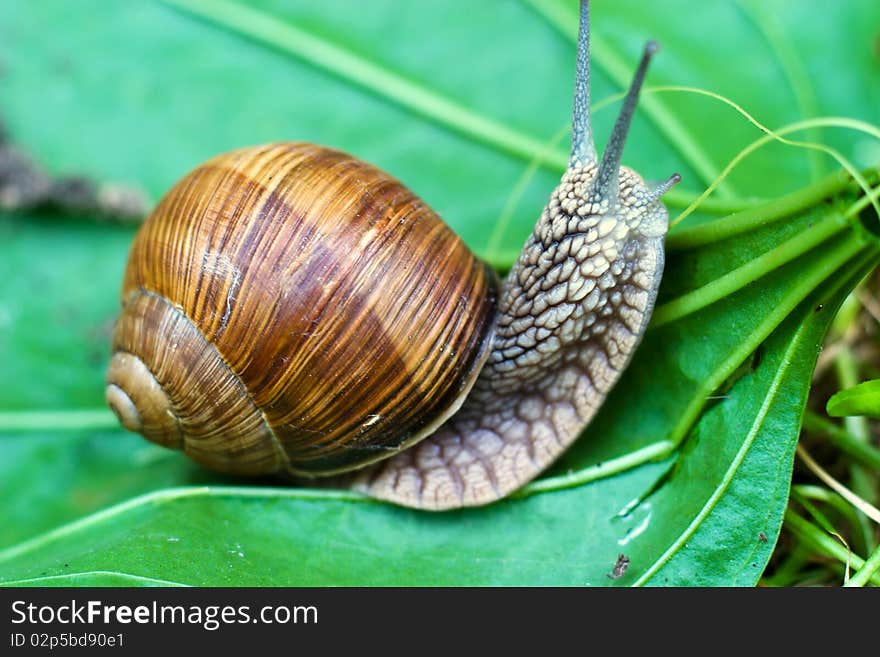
107, 143, 497, 477
348, 163, 669, 508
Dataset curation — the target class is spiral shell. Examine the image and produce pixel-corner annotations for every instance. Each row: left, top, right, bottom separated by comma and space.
106, 142, 497, 477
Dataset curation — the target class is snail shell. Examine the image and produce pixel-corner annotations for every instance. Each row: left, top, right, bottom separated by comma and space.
106, 143, 498, 477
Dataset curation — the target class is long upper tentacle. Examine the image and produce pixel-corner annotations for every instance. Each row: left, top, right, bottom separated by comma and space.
569, 0, 596, 168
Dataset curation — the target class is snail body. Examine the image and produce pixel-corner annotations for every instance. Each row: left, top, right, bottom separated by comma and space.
106, 0, 679, 509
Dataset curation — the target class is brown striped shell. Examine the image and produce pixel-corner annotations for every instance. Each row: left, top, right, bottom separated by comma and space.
105, 142, 498, 477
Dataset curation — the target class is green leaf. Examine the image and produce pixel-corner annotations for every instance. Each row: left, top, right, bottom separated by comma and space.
827, 379, 880, 418
1, 0, 878, 586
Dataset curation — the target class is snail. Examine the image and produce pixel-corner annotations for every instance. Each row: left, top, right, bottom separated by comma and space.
105, 0, 679, 510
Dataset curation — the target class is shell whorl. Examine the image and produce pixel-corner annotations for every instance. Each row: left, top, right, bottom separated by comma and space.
107, 290, 284, 474
106, 352, 181, 449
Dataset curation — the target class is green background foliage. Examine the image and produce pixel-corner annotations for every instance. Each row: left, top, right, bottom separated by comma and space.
0, 0, 878, 586
828, 379, 880, 418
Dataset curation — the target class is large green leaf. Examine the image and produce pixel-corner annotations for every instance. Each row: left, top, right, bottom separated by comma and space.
1, 0, 878, 586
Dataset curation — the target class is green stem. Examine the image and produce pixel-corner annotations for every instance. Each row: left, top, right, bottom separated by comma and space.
0, 485, 370, 566
517, 440, 677, 497
784, 509, 880, 586
0, 409, 119, 433
666, 168, 854, 251
163, 0, 569, 171
670, 118, 880, 230
662, 191, 761, 214
0, 572, 189, 587
802, 411, 880, 471
845, 541, 880, 587
653, 210, 851, 328
847, 182, 880, 218
792, 484, 871, 556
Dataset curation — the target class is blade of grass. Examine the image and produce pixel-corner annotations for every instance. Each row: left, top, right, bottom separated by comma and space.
0, 409, 120, 432
162, 0, 568, 171
844, 542, 880, 587
737, 0, 824, 180
784, 509, 880, 586
796, 444, 880, 524
802, 411, 880, 471
793, 484, 871, 557
790, 488, 852, 581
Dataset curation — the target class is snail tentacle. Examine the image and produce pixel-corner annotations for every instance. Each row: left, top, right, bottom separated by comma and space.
569, 0, 596, 168
590, 40, 658, 205
645, 173, 683, 207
